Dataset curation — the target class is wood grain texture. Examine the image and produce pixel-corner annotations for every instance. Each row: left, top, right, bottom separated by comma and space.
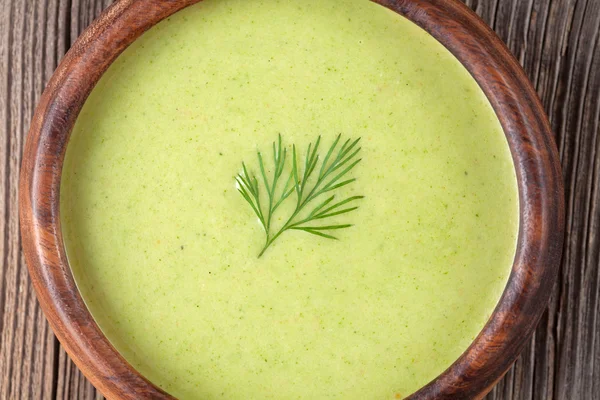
0, 0, 597, 399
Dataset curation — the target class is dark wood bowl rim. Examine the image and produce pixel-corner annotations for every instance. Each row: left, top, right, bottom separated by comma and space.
19, 0, 565, 399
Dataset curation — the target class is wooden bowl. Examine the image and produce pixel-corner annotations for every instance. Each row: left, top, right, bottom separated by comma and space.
19, 0, 565, 399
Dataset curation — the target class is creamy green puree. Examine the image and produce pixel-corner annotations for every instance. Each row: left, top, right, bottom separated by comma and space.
61, 0, 519, 398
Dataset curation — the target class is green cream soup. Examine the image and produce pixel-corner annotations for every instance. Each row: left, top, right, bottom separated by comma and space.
61, 0, 519, 398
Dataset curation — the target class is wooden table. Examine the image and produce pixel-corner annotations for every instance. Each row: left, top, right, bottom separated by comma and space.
1, 0, 598, 398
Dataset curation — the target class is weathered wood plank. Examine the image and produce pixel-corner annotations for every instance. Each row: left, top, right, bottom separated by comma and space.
0, 0, 62, 398
549, 0, 600, 398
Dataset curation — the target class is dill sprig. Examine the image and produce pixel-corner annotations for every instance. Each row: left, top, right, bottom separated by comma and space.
236, 134, 363, 257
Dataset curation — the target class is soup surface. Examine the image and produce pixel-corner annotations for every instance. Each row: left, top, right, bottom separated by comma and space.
61, 0, 519, 398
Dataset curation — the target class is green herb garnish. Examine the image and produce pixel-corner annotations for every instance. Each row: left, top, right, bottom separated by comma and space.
236, 134, 363, 257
